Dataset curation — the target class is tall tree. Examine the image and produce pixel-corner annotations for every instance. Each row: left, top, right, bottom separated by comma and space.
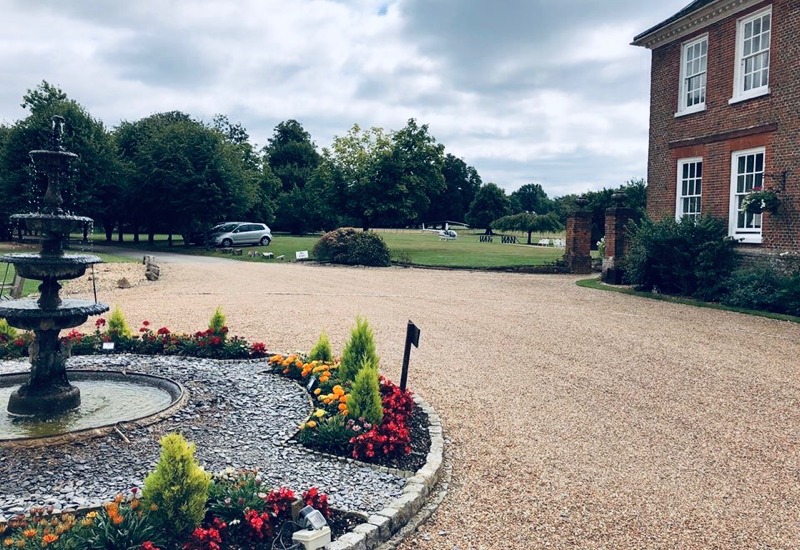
262, 120, 320, 192
0, 81, 121, 240
465, 183, 511, 230
491, 212, 563, 244
425, 153, 480, 224
510, 183, 553, 214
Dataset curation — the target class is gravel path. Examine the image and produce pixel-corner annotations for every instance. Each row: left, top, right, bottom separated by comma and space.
54, 255, 800, 548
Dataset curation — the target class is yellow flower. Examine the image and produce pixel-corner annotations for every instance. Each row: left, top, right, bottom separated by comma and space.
4, 539, 13, 548
306, 421, 317, 429
313, 388, 322, 395
314, 409, 326, 418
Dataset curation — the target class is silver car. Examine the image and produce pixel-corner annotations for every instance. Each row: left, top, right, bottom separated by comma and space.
210, 222, 272, 247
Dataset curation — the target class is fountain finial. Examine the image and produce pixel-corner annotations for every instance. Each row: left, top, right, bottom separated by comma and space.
50, 115, 66, 151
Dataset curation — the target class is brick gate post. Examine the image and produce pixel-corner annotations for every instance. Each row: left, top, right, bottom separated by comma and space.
602, 192, 635, 284
564, 195, 592, 274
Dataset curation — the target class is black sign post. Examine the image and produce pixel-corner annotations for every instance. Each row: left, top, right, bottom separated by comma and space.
400, 321, 421, 392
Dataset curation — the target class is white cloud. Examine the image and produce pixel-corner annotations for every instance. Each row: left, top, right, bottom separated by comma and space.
0, 0, 691, 195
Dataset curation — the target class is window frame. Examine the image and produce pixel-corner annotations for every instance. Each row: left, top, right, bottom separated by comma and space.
676, 157, 703, 221
730, 6, 772, 104
729, 147, 766, 244
676, 34, 709, 117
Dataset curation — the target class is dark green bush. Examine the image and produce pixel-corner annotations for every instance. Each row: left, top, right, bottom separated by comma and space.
313, 228, 391, 266
722, 267, 800, 316
624, 216, 738, 299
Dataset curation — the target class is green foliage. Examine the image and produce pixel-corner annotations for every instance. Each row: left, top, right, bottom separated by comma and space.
312, 227, 391, 266
298, 414, 353, 454
466, 183, 510, 229
309, 332, 334, 362
347, 359, 384, 425
339, 316, 380, 382
624, 216, 738, 299
208, 306, 226, 333
426, 153, 482, 223
107, 305, 132, 339
722, 267, 800, 316
509, 183, 554, 215
491, 211, 563, 244
0, 318, 17, 339
142, 433, 211, 540
71, 496, 164, 549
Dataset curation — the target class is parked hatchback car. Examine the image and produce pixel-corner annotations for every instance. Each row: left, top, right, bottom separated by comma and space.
209, 222, 272, 247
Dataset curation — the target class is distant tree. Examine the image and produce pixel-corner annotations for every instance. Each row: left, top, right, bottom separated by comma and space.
465, 183, 511, 230
263, 119, 320, 192
551, 179, 647, 248
427, 154, 482, 223
510, 183, 553, 214
0, 82, 121, 241
491, 211, 563, 244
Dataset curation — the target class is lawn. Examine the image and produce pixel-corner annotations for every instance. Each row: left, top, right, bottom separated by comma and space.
85, 229, 566, 268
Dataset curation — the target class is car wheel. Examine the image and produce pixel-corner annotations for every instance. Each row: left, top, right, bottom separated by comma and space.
221, 238, 233, 247
260, 236, 271, 246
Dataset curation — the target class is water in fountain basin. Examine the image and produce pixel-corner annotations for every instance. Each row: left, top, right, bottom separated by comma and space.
1, 375, 178, 440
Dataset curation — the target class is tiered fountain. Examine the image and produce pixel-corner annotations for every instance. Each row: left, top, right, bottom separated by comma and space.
1, 116, 109, 416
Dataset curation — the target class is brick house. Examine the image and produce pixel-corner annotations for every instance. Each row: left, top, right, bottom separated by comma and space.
633, 0, 800, 252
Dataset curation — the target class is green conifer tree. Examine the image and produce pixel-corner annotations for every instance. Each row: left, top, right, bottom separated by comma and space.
339, 317, 379, 382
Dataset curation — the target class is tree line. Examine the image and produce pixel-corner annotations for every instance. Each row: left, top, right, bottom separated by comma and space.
0, 81, 645, 245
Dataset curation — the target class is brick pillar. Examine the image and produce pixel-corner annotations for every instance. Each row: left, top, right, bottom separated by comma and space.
564, 195, 592, 274
602, 192, 635, 284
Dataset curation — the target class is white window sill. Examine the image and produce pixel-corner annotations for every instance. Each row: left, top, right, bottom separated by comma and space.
729, 88, 770, 105
732, 234, 763, 244
675, 105, 706, 118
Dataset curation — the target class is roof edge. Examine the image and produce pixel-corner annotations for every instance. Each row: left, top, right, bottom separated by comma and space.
632, 0, 763, 49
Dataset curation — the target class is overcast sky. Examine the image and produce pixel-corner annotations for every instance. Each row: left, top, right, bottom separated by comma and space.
0, 0, 690, 197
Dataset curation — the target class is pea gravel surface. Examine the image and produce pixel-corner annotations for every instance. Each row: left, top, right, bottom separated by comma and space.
24, 252, 800, 548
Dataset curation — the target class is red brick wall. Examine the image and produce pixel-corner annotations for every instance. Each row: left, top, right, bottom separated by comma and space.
646, 0, 800, 251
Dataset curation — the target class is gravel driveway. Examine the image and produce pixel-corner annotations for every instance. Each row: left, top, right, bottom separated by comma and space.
68, 253, 800, 549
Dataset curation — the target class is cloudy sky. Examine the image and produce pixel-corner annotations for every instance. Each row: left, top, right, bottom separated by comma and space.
0, 0, 689, 197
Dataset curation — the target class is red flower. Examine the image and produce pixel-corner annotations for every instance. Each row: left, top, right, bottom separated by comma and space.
142, 320, 150, 327
95, 318, 106, 328
157, 327, 171, 335
141, 542, 160, 550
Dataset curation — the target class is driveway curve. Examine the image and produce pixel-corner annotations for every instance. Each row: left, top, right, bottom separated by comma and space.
71, 256, 800, 549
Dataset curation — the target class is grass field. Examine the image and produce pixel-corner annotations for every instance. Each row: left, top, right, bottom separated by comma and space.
85, 229, 566, 268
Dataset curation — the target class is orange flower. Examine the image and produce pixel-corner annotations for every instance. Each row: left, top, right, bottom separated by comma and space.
339, 395, 348, 403
338, 403, 347, 411
23, 529, 37, 538
42, 534, 59, 545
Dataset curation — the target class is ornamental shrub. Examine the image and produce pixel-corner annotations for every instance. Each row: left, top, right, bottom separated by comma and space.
313, 228, 391, 266
347, 359, 383, 426
0, 318, 17, 339
107, 305, 132, 339
339, 316, 379, 382
722, 266, 800, 316
209, 306, 226, 335
309, 331, 333, 362
624, 215, 738, 300
143, 433, 211, 540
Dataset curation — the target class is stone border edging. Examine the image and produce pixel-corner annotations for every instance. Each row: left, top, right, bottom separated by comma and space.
327, 394, 445, 550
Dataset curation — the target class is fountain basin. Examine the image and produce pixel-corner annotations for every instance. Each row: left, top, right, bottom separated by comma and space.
1, 252, 102, 280
1, 370, 186, 445
0, 299, 109, 331
10, 213, 93, 236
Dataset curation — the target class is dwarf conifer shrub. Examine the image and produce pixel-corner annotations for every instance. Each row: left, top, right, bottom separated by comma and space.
347, 359, 383, 425
107, 305, 132, 339
309, 332, 333, 362
208, 306, 226, 333
143, 433, 211, 540
0, 318, 17, 339
339, 317, 379, 382
313, 228, 390, 266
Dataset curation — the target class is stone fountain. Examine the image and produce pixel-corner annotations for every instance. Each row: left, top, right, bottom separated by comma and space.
1, 116, 109, 416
